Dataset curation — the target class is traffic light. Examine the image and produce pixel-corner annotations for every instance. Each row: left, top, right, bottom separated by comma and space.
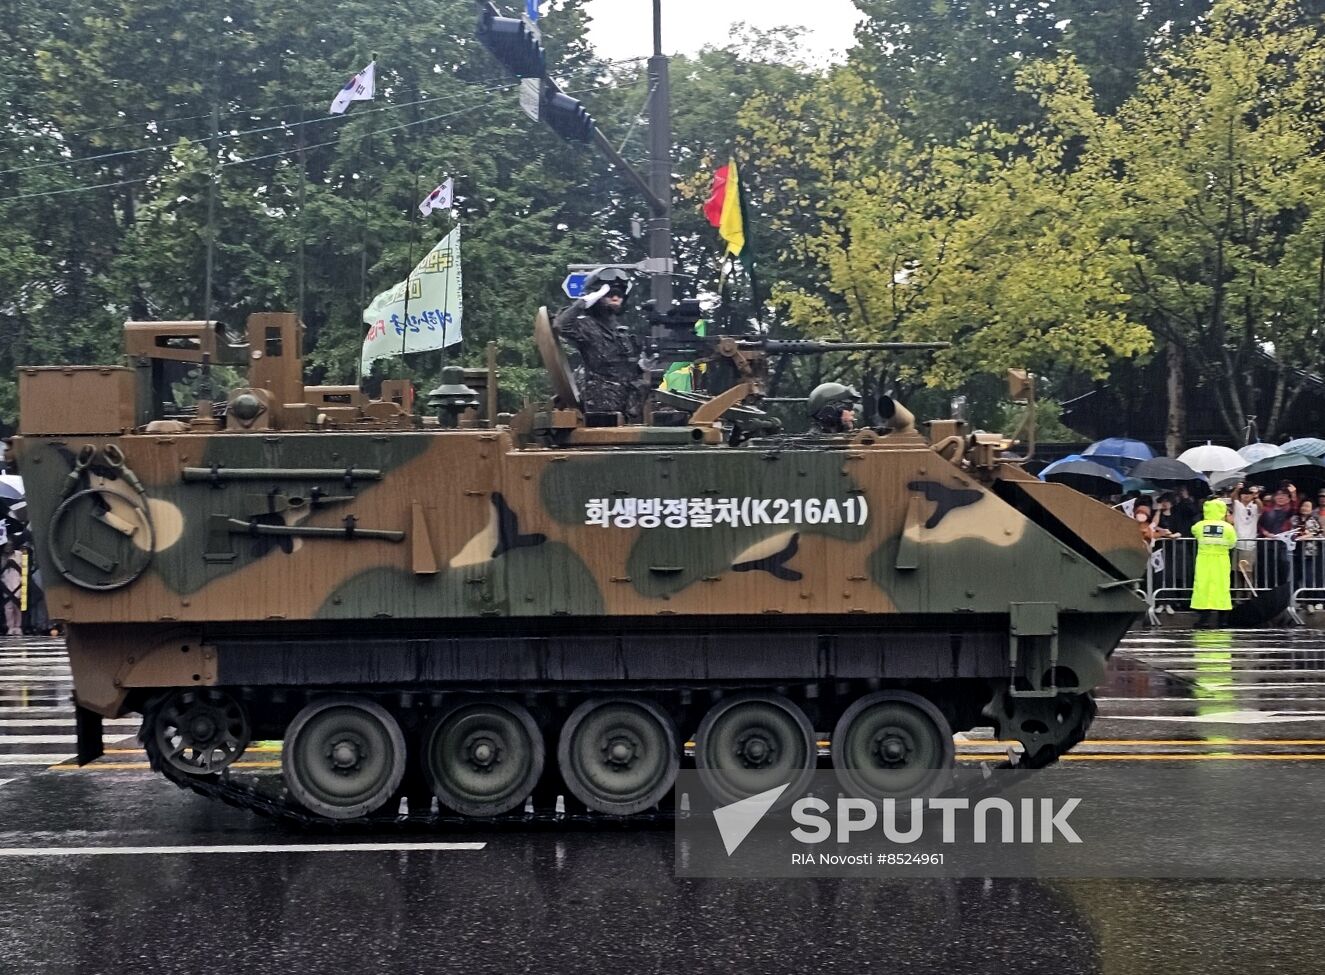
476, 4, 546, 78
541, 82, 595, 142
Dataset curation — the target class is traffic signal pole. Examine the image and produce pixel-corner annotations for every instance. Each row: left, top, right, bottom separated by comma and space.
475, 1, 674, 312
645, 0, 673, 312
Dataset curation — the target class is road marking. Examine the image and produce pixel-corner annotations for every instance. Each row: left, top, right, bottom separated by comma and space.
0, 755, 75, 765
0, 842, 486, 857
0, 720, 138, 728
1105, 711, 1325, 723
51, 761, 282, 771
0, 735, 80, 744
956, 739, 1325, 748
956, 753, 1325, 762
0, 779, 13, 788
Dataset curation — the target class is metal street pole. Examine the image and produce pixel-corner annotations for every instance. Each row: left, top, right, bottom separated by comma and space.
646, 0, 673, 313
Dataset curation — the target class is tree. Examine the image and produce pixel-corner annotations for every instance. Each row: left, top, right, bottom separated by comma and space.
1075, 0, 1325, 443
740, 65, 1152, 396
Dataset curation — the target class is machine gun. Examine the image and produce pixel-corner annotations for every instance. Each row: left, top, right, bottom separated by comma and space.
639, 298, 950, 399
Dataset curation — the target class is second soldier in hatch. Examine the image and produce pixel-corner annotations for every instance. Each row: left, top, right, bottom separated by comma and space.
807, 382, 861, 434
553, 267, 646, 421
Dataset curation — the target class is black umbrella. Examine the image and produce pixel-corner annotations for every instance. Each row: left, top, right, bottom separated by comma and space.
1041, 459, 1123, 498
1131, 457, 1205, 484
1240, 452, 1325, 489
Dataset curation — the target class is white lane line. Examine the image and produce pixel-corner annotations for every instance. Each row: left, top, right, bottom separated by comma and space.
0, 736, 81, 744
0, 842, 486, 857
0, 720, 138, 728
0, 779, 13, 788
0, 755, 75, 765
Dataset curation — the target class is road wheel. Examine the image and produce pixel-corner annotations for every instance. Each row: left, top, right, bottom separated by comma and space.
694, 693, 815, 806
558, 698, 678, 815
283, 697, 406, 820
424, 698, 543, 817
831, 690, 954, 801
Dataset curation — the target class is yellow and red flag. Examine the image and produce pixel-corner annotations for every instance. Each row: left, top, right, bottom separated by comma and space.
704, 158, 745, 257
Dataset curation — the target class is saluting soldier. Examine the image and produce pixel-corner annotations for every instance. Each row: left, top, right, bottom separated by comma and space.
553, 267, 644, 421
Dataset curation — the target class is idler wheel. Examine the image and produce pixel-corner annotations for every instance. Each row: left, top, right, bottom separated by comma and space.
424, 699, 543, 817
694, 693, 815, 807
148, 689, 250, 776
831, 690, 954, 801
558, 698, 678, 815
283, 697, 406, 820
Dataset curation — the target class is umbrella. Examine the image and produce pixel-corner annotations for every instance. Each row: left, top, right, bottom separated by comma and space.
1082, 437, 1155, 473
1041, 458, 1124, 497
1208, 470, 1245, 492
1239, 442, 1284, 464
1131, 457, 1206, 484
1240, 452, 1325, 489
1281, 437, 1325, 458
1121, 476, 1158, 494
0, 475, 21, 502
1177, 443, 1244, 473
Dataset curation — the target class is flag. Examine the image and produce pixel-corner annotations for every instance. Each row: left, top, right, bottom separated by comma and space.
419, 178, 454, 216
525, 0, 540, 20
660, 319, 707, 392
704, 157, 759, 323
330, 61, 375, 115
1148, 546, 1165, 575
361, 228, 463, 373
704, 159, 745, 257
1119, 498, 1137, 518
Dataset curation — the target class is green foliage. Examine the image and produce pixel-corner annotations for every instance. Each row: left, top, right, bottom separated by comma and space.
1, 0, 1322, 445
1065, 0, 1325, 439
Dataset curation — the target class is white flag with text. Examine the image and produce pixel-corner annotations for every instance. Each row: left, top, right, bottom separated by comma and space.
361, 228, 463, 373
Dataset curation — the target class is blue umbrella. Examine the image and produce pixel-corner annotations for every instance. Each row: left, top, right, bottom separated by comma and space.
1040, 458, 1124, 497
1082, 437, 1155, 473
1281, 437, 1325, 458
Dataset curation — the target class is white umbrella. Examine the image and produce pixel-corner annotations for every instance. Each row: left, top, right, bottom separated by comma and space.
1177, 443, 1244, 473
1238, 442, 1284, 464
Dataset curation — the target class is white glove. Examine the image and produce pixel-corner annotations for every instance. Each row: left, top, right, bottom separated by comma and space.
580, 284, 612, 309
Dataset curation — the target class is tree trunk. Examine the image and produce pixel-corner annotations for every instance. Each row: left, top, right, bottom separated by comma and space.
1165, 340, 1186, 456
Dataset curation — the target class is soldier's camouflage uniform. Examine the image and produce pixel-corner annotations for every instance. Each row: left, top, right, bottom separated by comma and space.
553, 300, 644, 420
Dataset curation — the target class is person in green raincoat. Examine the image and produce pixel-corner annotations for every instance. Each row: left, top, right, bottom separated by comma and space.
1190, 498, 1238, 627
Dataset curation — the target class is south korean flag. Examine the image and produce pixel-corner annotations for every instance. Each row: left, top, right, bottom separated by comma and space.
330, 61, 376, 115
419, 177, 455, 217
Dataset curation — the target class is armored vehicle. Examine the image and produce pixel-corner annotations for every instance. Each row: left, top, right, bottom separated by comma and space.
13, 311, 1147, 823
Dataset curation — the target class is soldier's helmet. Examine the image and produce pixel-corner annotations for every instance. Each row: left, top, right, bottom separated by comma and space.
808, 382, 861, 433
584, 266, 632, 297
807, 382, 860, 416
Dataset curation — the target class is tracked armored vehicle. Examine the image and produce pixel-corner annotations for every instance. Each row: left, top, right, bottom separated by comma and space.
13, 311, 1146, 824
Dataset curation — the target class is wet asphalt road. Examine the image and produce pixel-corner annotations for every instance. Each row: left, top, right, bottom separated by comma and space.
2, 632, 1325, 974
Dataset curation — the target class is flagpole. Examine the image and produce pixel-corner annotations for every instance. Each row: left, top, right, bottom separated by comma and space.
296, 102, 307, 323
203, 98, 219, 327
401, 166, 421, 361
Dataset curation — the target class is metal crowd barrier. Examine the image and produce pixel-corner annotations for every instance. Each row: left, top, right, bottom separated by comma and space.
1143, 536, 1302, 625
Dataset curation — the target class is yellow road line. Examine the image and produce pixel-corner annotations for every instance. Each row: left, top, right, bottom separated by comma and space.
958, 753, 1325, 762
102, 746, 282, 755
1081, 739, 1325, 746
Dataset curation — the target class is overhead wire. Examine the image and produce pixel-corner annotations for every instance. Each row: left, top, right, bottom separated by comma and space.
1, 56, 646, 177
0, 80, 633, 204
0, 82, 526, 178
